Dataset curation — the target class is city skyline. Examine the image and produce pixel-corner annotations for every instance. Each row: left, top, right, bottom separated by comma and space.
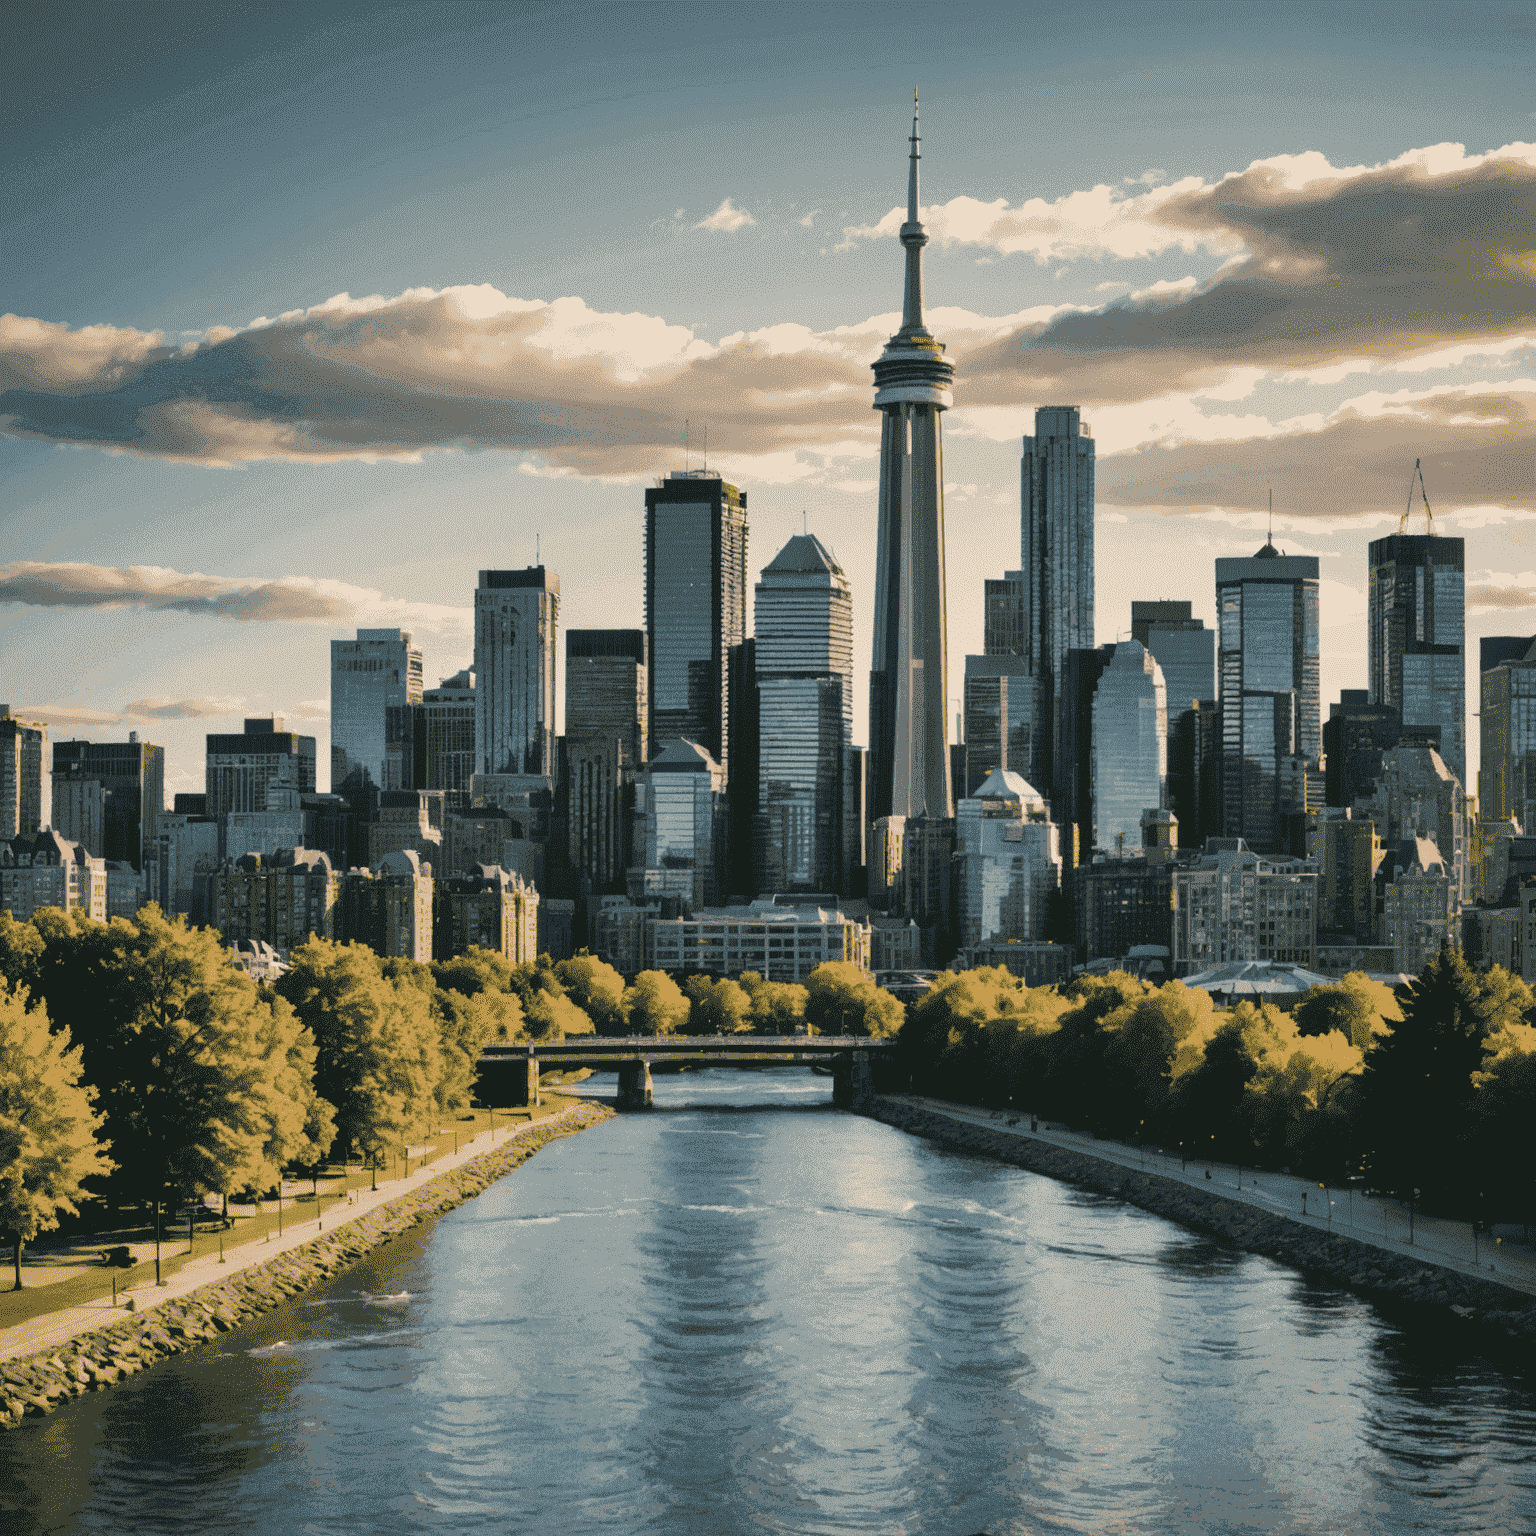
2, 4, 1533, 801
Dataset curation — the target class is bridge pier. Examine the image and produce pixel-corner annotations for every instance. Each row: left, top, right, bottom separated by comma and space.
513, 1057, 540, 1108
617, 1060, 653, 1111
831, 1054, 874, 1112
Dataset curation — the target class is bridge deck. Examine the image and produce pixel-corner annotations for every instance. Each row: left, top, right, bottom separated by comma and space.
479, 1035, 892, 1066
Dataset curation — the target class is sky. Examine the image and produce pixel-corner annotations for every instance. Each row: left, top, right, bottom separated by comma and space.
2, 0, 1533, 803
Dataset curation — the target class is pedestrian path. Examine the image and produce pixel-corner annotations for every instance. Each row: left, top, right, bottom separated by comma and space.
0, 1108, 576, 1365
898, 1096, 1536, 1298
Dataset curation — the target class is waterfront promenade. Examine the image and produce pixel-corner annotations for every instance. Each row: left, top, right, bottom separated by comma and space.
0, 1104, 582, 1366
903, 1095, 1536, 1297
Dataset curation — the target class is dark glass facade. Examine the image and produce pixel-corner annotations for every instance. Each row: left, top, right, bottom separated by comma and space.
50, 736, 165, 871
963, 655, 1034, 797
644, 472, 748, 771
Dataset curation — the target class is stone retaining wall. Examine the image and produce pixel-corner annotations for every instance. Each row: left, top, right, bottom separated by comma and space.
874, 1099, 1536, 1348
0, 1102, 615, 1431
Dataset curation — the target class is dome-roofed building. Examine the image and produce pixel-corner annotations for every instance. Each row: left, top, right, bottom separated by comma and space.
956, 765, 1060, 954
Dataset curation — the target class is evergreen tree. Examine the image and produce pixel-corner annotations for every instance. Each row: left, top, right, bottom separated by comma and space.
0, 986, 113, 1289
1355, 943, 1490, 1206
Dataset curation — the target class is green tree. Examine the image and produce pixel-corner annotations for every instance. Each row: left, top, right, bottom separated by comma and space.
555, 952, 627, 1034
276, 940, 435, 1167
737, 972, 808, 1034
0, 911, 43, 994
0, 986, 113, 1289
525, 990, 595, 1040
1294, 971, 1401, 1047
624, 971, 691, 1036
1355, 943, 1493, 1206
683, 975, 751, 1034
804, 963, 904, 1038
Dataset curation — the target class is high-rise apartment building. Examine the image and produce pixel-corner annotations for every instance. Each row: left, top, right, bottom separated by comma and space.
1022, 406, 1095, 796
1091, 640, 1167, 857
962, 656, 1034, 798
1368, 532, 1466, 789
754, 534, 854, 894
411, 670, 476, 793
330, 628, 423, 791
644, 472, 748, 770
205, 718, 318, 825
0, 706, 47, 842
1, 828, 106, 922
1354, 742, 1469, 901
1323, 690, 1406, 810
1216, 541, 1320, 852
474, 567, 559, 779
565, 629, 648, 895
868, 99, 955, 826
984, 571, 1027, 657
50, 733, 165, 870
1173, 839, 1319, 972
1131, 601, 1214, 717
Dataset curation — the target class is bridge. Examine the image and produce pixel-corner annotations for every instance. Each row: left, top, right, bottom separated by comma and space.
477, 1035, 896, 1111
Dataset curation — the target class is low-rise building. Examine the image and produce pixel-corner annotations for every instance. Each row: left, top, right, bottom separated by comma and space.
104, 861, 144, 921
213, 847, 339, 949
644, 897, 872, 983
0, 828, 106, 922
149, 812, 220, 923
226, 938, 289, 980
1172, 838, 1318, 974
1068, 857, 1175, 962
1377, 836, 1453, 976
966, 940, 1073, 986
433, 864, 538, 963
338, 849, 434, 962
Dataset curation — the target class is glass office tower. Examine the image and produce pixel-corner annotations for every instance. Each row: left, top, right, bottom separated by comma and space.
1368, 532, 1466, 789
565, 629, 647, 894
1131, 600, 1214, 718
474, 567, 559, 779
1216, 541, 1320, 851
963, 656, 1035, 798
644, 471, 748, 771
754, 534, 853, 894
331, 628, 423, 791
1022, 405, 1095, 796
1091, 640, 1167, 856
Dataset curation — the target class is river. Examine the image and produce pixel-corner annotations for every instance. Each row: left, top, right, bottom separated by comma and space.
4, 1069, 1536, 1534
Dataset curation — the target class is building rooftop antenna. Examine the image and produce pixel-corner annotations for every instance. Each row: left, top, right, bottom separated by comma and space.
685, 417, 690, 473
703, 421, 708, 474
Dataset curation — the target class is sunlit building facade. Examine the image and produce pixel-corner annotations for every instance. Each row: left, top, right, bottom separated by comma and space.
330, 628, 422, 792
1091, 640, 1167, 857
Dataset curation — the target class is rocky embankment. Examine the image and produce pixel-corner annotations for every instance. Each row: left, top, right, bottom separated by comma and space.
874, 1099, 1536, 1346
0, 1102, 615, 1431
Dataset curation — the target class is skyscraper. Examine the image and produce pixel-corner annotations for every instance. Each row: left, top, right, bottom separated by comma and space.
411, 671, 476, 794
205, 718, 317, 823
869, 96, 955, 825
565, 629, 648, 894
1091, 640, 1167, 856
51, 733, 165, 870
0, 705, 47, 842
644, 471, 748, 769
330, 628, 423, 791
962, 656, 1034, 798
754, 533, 854, 893
1367, 532, 1466, 788
984, 571, 1027, 657
1130, 600, 1214, 717
474, 567, 559, 779
1216, 540, 1320, 851
1022, 406, 1095, 796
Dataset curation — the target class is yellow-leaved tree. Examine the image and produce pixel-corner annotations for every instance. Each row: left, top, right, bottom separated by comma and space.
0, 984, 113, 1289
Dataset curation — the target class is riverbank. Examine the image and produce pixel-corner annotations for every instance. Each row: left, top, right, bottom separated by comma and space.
0, 1100, 615, 1431
874, 1096, 1536, 1346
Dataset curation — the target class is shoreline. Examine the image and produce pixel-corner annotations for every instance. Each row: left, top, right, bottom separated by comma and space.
0, 1100, 615, 1431
873, 1097, 1536, 1347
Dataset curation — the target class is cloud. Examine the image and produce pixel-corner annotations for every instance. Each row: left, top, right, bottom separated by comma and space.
1468, 583, 1536, 609
0, 560, 472, 635
0, 138, 1530, 496
696, 198, 756, 232
15, 705, 123, 728
284, 698, 330, 719
122, 695, 245, 719
1098, 383, 1535, 518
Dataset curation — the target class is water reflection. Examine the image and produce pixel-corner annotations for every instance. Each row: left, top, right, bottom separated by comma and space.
1, 1069, 1535, 1535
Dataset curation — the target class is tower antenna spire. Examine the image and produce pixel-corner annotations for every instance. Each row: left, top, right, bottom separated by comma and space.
899, 88, 929, 336
1268, 487, 1272, 545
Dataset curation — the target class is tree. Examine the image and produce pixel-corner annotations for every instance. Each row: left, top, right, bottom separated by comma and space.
1355, 943, 1493, 1206
556, 953, 627, 1034
1294, 972, 1401, 1047
803, 963, 903, 1038
0, 911, 43, 994
738, 972, 808, 1034
0, 986, 113, 1288
525, 989, 595, 1040
624, 971, 691, 1036
1473, 1023, 1536, 1232
683, 975, 751, 1035
276, 940, 435, 1166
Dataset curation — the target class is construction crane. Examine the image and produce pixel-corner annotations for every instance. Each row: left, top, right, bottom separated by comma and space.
1400, 457, 1435, 535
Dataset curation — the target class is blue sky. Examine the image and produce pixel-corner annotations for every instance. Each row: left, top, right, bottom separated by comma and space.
2, 1, 1533, 798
